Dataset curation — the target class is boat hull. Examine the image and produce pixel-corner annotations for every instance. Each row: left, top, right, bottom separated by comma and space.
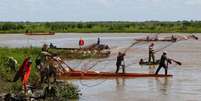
59, 71, 172, 79
136, 39, 175, 42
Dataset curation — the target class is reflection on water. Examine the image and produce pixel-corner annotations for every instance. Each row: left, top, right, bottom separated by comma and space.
149, 65, 156, 74
115, 78, 125, 91
155, 77, 170, 95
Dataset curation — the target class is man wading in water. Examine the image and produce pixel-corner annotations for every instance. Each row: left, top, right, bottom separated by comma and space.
116, 52, 126, 73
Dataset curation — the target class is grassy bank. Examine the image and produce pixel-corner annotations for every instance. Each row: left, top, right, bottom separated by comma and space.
0, 47, 80, 100
0, 47, 40, 82
0, 21, 201, 33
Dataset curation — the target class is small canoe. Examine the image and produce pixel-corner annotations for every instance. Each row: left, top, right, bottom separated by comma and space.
59, 70, 172, 79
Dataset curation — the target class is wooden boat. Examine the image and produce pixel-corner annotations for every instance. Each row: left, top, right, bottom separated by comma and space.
59, 70, 172, 79
25, 32, 55, 35
135, 34, 198, 42
50, 43, 111, 58
51, 43, 110, 51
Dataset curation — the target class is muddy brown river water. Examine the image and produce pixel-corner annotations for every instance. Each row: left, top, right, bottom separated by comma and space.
0, 33, 201, 101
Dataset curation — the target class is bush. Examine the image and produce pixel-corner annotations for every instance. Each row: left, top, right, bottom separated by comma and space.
57, 83, 81, 100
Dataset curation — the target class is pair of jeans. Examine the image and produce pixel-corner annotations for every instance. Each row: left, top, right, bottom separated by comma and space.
116, 64, 125, 73
155, 64, 168, 75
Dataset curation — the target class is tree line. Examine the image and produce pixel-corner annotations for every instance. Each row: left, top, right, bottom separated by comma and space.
0, 21, 201, 33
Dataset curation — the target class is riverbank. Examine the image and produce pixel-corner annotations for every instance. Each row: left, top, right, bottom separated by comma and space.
0, 47, 80, 100
1, 21, 201, 33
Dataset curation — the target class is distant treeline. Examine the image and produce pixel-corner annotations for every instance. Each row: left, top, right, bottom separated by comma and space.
0, 21, 201, 33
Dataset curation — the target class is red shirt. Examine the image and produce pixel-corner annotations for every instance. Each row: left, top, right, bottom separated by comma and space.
79, 39, 84, 46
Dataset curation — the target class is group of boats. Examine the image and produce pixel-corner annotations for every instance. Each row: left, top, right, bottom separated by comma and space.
26, 32, 198, 79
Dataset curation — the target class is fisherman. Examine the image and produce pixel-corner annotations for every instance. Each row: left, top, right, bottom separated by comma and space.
146, 36, 150, 41
148, 43, 155, 63
97, 37, 100, 45
22, 58, 32, 95
7, 57, 18, 71
171, 35, 177, 42
49, 43, 56, 48
79, 38, 84, 48
37, 44, 53, 83
42, 44, 48, 52
116, 52, 126, 73
155, 51, 171, 75
13, 57, 32, 94
154, 34, 159, 41
47, 54, 57, 83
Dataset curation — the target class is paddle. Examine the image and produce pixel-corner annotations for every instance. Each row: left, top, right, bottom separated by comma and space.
170, 59, 182, 65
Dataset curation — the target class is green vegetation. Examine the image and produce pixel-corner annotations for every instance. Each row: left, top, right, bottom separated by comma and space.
0, 47, 80, 100
0, 47, 40, 82
57, 83, 80, 100
0, 21, 201, 33
0, 47, 40, 93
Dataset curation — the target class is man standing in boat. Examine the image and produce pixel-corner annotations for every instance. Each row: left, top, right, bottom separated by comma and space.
155, 51, 171, 75
171, 35, 177, 42
116, 52, 126, 73
97, 37, 100, 45
148, 43, 155, 63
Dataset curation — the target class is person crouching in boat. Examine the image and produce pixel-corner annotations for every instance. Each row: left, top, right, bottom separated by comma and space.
116, 52, 126, 73
155, 51, 171, 75
148, 43, 155, 63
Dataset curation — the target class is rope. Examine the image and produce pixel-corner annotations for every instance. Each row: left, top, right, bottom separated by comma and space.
79, 60, 115, 87
80, 41, 143, 72
154, 42, 175, 53
123, 41, 142, 53
79, 79, 107, 87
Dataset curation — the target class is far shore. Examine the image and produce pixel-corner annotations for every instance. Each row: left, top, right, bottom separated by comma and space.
0, 32, 199, 34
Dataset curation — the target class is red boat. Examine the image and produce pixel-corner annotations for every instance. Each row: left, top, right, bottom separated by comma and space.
59, 70, 172, 79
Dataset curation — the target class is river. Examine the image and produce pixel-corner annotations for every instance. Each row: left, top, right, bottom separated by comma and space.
0, 33, 201, 101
